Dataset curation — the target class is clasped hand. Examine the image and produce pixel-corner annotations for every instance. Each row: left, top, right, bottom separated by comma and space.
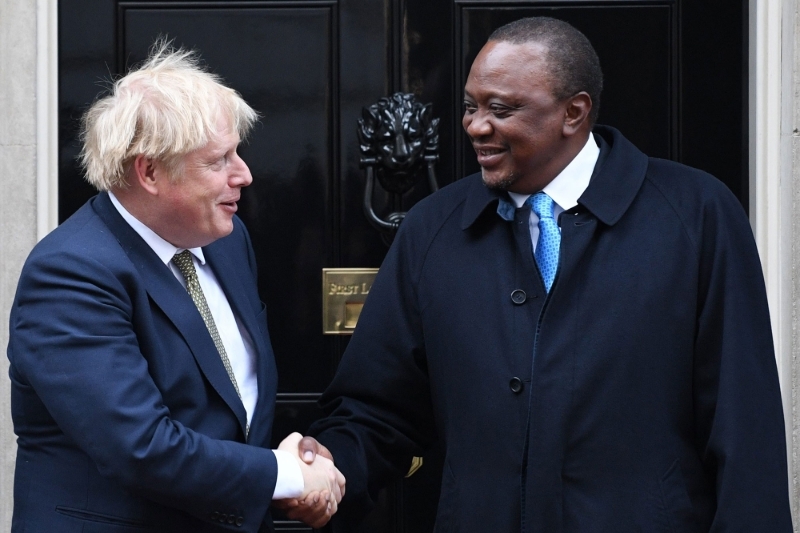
274, 432, 346, 528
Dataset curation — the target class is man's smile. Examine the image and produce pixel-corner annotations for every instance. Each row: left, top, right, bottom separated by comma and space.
474, 145, 507, 166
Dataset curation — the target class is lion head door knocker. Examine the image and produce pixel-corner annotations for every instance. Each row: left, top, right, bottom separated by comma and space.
358, 92, 440, 238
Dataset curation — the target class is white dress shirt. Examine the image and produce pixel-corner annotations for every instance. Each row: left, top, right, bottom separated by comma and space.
108, 192, 303, 499
507, 133, 601, 252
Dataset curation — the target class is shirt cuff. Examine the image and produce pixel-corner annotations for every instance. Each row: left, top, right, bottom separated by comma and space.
271, 450, 304, 499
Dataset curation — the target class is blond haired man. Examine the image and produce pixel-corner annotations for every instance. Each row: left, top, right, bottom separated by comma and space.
7, 43, 342, 533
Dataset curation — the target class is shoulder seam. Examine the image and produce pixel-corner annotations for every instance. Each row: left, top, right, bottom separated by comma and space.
413, 195, 470, 313
642, 171, 700, 263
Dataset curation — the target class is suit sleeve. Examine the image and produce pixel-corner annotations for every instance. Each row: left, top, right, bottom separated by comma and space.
8, 242, 277, 532
309, 214, 438, 526
690, 184, 792, 531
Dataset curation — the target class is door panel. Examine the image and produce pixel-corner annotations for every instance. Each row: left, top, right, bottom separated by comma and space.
58, 1, 746, 531
123, 3, 338, 394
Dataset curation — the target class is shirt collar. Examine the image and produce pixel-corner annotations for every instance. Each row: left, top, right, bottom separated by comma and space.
108, 192, 206, 265
462, 125, 649, 229
505, 133, 600, 211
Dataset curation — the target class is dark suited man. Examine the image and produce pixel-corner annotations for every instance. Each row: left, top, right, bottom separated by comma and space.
295, 17, 792, 532
7, 44, 343, 532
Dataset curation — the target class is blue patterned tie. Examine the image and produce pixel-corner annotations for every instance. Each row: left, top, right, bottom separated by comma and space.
528, 192, 561, 293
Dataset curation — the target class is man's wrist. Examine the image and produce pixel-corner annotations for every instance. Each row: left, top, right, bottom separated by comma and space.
272, 449, 304, 499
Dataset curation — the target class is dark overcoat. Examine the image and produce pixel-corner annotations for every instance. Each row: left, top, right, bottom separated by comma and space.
311, 126, 792, 532
8, 193, 280, 532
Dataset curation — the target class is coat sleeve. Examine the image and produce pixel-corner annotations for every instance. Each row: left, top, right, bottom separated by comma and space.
309, 214, 438, 526
7, 240, 277, 532
690, 183, 792, 531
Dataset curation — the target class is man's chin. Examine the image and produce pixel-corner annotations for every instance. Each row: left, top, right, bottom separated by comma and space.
481, 169, 516, 191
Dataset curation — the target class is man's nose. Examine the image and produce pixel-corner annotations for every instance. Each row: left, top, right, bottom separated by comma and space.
464, 111, 492, 138
230, 153, 253, 187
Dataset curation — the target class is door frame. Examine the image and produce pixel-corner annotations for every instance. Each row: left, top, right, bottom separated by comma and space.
748, 0, 798, 510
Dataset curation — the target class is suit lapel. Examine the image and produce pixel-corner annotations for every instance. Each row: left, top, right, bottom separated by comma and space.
204, 243, 275, 444
204, 247, 266, 364
92, 193, 249, 434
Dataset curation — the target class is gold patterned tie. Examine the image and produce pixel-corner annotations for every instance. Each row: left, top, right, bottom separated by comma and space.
172, 250, 248, 437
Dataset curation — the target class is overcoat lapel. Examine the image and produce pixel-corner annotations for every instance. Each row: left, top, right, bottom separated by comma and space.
91, 193, 249, 434
554, 128, 649, 297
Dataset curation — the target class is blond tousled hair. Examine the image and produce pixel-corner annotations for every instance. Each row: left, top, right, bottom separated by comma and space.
79, 40, 259, 191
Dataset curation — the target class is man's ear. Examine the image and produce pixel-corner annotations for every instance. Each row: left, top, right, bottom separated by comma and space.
131, 154, 163, 195
563, 92, 592, 136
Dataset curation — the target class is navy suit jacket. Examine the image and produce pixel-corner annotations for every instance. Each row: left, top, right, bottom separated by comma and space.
8, 193, 279, 532
312, 126, 792, 532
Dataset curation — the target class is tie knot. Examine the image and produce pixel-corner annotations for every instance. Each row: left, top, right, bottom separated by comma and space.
172, 250, 196, 280
528, 192, 554, 220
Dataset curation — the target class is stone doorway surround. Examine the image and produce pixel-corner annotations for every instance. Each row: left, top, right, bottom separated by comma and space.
751, 0, 800, 527
0, 0, 58, 529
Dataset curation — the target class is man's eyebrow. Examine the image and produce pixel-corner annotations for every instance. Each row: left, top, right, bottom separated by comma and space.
464, 88, 514, 100
203, 148, 228, 162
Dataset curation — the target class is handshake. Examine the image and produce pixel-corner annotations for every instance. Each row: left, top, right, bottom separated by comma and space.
275, 432, 347, 528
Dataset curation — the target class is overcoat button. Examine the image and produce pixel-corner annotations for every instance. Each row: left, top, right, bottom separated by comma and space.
509, 377, 523, 393
236, 516, 244, 527
510, 289, 527, 305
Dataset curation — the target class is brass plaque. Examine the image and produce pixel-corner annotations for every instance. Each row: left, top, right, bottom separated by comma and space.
322, 268, 379, 335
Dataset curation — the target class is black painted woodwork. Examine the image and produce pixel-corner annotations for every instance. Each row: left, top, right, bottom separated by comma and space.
58, 1, 746, 531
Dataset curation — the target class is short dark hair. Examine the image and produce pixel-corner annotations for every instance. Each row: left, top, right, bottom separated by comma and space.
489, 17, 603, 124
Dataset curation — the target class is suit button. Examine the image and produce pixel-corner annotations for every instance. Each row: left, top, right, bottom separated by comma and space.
236, 516, 244, 527
510, 289, 526, 305
210, 511, 219, 521
509, 377, 523, 394
219, 513, 227, 523
227, 515, 235, 524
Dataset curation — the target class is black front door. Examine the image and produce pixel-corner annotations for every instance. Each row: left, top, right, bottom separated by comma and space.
59, 1, 746, 531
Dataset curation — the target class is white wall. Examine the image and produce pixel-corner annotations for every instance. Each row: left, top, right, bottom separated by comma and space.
0, 0, 38, 528
788, 0, 800, 528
